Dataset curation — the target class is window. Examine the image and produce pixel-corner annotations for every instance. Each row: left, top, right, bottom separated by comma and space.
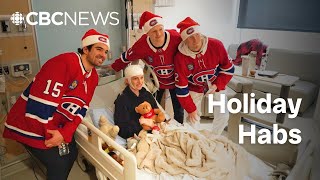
237, 0, 320, 33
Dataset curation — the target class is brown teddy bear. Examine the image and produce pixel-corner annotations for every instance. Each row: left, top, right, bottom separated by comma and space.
135, 101, 165, 131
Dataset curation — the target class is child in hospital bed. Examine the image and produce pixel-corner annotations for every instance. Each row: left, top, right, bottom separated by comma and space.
113, 65, 160, 139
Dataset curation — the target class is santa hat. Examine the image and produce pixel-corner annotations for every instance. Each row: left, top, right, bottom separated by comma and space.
81, 29, 110, 48
139, 11, 164, 33
124, 65, 144, 78
177, 17, 201, 41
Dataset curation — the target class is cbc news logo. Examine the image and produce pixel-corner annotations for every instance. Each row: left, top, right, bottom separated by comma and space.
11, 12, 24, 25
10, 11, 119, 26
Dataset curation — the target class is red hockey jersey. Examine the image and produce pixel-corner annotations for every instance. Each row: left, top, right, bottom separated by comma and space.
111, 30, 181, 89
3, 52, 98, 149
174, 36, 234, 113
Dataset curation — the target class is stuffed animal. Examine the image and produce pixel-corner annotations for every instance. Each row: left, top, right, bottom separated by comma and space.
99, 115, 119, 140
99, 115, 119, 152
135, 101, 165, 131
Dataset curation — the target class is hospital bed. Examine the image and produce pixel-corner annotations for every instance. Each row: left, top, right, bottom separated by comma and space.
75, 75, 317, 180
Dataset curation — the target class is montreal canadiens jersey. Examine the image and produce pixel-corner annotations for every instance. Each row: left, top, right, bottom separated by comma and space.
111, 30, 181, 89
175, 36, 234, 113
3, 52, 98, 149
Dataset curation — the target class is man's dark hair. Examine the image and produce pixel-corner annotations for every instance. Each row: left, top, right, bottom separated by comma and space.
77, 45, 93, 54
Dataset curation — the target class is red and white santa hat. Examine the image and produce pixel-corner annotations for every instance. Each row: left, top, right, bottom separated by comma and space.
177, 17, 201, 41
81, 29, 110, 48
139, 11, 164, 33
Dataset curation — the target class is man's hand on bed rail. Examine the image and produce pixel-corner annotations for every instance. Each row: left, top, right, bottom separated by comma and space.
45, 129, 64, 148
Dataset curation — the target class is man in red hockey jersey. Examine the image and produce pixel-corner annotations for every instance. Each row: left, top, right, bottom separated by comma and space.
3, 29, 110, 180
108, 11, 184, 123
174, 17, 234, 135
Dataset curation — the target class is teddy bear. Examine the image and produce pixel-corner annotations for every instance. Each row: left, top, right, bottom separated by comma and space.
99, 115, 123, 165
99, 115, 119, 140
135, 101, 165, 131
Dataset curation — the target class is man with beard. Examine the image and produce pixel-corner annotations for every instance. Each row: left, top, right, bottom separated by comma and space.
3, 29, 110, 180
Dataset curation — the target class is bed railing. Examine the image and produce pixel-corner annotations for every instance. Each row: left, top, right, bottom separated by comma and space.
76, 117, 137, 180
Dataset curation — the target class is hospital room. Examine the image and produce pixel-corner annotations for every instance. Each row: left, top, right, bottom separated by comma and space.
0, 0, 319, 179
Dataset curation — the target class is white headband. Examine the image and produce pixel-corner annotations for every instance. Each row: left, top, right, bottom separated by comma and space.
181, 25, 200, 41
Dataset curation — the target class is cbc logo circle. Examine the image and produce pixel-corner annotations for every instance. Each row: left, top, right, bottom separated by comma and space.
10, 12, 24, 25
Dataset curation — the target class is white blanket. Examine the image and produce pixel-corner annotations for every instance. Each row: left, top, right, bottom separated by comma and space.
135, 125, 273, 180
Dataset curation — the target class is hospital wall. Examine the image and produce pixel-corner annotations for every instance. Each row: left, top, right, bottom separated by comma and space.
0, 0, 38, 169
155, 0, 320, 53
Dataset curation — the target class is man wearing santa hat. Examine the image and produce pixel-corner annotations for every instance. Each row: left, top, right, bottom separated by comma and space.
174, 17, 234, 135
108, 11, 184, 124
3, 29, 110, 180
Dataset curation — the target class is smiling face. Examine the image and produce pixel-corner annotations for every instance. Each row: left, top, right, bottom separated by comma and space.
83, 43, 109, 70
126, 75, 144, 92
147, 24, 165, 47
185, 33, 202, 52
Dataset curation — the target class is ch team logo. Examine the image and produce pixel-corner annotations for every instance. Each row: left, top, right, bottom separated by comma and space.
98, 36, 107, 43
192, 69, 216, 86
186, 27, 194, 35
10, 12, 24, 25
149, 19, 158, 26
153, 65, 174, 79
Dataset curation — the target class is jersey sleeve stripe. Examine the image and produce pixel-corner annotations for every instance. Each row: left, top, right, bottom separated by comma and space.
25, 98, 57, 121
217, 65, 235, 73
176, 87, 190, 96
5, 122, 45, 140
29, 95, 59, 107
25, 113, 53, 124
22, 82, 32, 98
219, 71, 234, 76
176, 93, 190, 98
77, 114, 84, 120
21, 93, 28, 101
79, 107, 88, 117
175, 84, 188, 89
120, 52, 130, 63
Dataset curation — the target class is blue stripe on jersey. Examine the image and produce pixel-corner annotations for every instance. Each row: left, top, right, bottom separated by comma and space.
79, 107, 88, 117
6, 127, 45, 140
122, 52, 130, 62
217, 65, 235, 74
23, 82, 33, 97
215, 68, 220, 76
175, 87, 189, 96
26, 98, 56, 121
